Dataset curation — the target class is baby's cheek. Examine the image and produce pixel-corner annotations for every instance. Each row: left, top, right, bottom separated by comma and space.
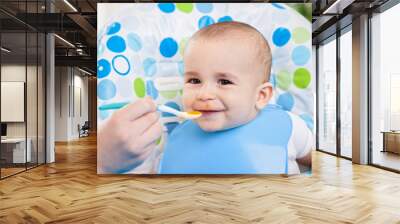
223, 92, 244, 107
225, 108, 249, 126
182, 100, 191, 111
182, 93, 193, 111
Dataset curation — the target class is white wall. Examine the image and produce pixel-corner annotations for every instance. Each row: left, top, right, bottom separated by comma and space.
72, 73, 89, 138
54, 67, 89, 141
55, 67, 69, 141
1, 82, 25, 122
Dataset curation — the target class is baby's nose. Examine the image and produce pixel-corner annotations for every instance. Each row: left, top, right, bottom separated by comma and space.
197, 84, 216, 101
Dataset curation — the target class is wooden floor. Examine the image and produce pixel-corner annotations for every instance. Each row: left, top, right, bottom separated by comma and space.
1, 163, 44, 178
1, 167, 26, 178
373, 150, 400, 171
1, 135, 400, 223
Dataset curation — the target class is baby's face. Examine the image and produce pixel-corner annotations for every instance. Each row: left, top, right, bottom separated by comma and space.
183, 38, 266, 132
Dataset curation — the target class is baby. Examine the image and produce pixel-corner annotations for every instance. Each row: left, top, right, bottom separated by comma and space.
159, 21, 313, 174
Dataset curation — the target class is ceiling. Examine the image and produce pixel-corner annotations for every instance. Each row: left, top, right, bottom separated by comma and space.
312, 0, 391, 44
0, 0, 396, 72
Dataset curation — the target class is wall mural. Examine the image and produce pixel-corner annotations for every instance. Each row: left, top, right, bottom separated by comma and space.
97, 3, 313, 175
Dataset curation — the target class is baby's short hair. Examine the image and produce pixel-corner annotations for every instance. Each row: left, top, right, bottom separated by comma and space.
188, 21, 272, 82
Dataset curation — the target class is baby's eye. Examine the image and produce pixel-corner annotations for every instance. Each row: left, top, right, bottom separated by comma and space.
218, 79, 233, 85
187, 78, 201, 84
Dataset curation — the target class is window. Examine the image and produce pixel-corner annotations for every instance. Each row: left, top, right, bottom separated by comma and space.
318, 37, 337, 154
371, 3, 400, 171
0, 1, 47, 179
340, 29, 352, 158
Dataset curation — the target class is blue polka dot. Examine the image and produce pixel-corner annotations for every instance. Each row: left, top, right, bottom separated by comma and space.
300, 114, 314, 131
107, 35, 126, 53
97, 59, 111, 78
218, 16, 233, 23
159, 37, 178, 58
198, 16, 215, 29
127, 33, 142, 52
99, 110, 111, 120
272, 3, 285, 9
291, 46, 310, 66
146, 80, 159, 100
270, 74, 276, 87
98, 79, 116, 100
177, 61, 184, 76
106, 22, 121, 35
112, 55, 130, 76
277, 92, 294, 111
162, 102, 181, 117
158, 3, 175, 13
272, 27, 291, 47
143, 58, 157, 77
196, 3, 213, 13
165, 122, 179, 134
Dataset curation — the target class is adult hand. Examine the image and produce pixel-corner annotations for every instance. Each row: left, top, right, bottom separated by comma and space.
98, 97, 163, 173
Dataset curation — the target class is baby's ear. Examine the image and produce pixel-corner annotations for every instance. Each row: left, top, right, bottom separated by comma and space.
255, 82, 273, 110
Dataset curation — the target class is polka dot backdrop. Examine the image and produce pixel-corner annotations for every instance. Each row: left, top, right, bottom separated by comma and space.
97, 3, 313, 133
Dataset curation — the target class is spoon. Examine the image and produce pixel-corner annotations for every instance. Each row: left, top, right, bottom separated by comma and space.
98, 102, 202, 120
158, 104, 202, 119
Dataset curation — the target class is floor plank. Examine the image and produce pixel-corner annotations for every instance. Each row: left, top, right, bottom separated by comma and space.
0, 135, 400, 223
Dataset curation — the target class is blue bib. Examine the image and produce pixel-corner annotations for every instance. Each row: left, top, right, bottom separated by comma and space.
159, 105, 292, 174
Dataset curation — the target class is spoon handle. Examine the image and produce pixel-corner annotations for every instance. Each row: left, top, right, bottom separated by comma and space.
99, 101, 185, 119
157, 104, 182, 117
98, 102, 129, 111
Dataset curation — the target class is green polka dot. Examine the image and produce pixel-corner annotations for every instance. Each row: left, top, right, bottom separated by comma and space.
179, 37, 189, 56
156, 136, 162, 145
292, 27, 310, 44
277, 70, 292, 90
133, 78, 146, 98
160, 90, 178, 99
176, 3, 193, 13
293, 68, 311, 89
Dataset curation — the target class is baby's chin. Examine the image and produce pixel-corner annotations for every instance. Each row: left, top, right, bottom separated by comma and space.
196, 120, 226, 132
195, 116, 257, 132
195, 120, 242, 132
